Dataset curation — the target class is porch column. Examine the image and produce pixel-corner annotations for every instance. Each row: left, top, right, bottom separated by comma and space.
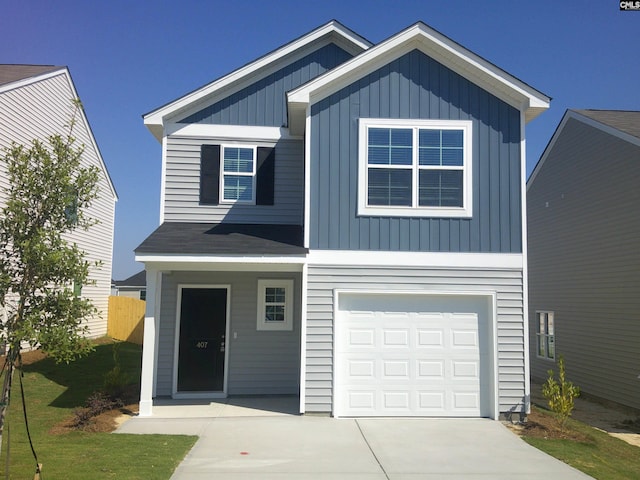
139, 267, 161, 416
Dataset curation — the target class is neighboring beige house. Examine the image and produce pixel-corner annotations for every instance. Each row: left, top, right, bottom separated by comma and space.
113, 271, 146, 300
0, 65, 117, 336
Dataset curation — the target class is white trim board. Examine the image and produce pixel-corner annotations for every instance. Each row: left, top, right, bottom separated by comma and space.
307, 250, 523, 269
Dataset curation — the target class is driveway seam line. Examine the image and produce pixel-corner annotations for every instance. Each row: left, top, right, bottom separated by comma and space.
355, 419, 390, 480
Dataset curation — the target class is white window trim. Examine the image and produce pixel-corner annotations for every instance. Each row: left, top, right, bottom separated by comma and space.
257, 279, 294, 331
358, 118, 473, 218
536, 310, 555, 361
220, 144, 257, 205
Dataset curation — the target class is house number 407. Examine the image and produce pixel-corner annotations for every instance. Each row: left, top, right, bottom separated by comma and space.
196, 341, 208, 349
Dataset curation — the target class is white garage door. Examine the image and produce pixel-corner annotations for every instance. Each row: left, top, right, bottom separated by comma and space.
335, 294, 490, 417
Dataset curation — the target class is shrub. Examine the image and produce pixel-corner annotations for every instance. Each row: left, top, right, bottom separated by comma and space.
102, 342, 133, 401
542, 355, 580, 430
71, 392, 118, 429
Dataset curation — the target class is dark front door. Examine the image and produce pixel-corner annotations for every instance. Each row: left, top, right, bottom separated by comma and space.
177, 287, 227, 392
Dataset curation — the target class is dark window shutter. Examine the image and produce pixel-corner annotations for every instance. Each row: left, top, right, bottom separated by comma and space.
256, 147, 275, 205
200, 145, 220, 205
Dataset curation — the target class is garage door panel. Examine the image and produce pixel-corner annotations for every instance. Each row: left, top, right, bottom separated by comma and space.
336, 294, 489, 417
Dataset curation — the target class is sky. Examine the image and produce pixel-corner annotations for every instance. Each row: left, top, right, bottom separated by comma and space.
1, 0, 638, 280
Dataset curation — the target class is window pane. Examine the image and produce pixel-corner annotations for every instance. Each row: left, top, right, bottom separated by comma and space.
419, 129, 440, 148
224, 147, 254, 173
419, 147, 440, 166
419, 170, 463, 207
441, 130, 463, 148
537, 334, 546, 357
265, 305, 285, 322
368, 168, 412, 206
547, 335, 555, 359
547, 312, 554, 335
265, 287, 286, 303
368, 128, 412, 166
224, 175, 253, 201
441, 148, 463, 166
538, 312, 545, 334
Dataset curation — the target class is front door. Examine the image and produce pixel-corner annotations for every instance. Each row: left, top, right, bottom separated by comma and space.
177, 287, 228, 392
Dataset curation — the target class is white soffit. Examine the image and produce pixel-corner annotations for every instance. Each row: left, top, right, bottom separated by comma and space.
143, 20, 372, 141
288, 22, 550, 132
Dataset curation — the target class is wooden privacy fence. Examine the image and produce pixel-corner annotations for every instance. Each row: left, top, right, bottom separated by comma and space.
108, 296, 145, 344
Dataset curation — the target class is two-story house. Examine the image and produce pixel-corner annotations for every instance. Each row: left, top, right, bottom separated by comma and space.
136, 21, 550, 419
0, 65, 117, 337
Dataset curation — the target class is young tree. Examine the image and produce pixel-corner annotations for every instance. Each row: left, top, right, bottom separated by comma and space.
0, 100, 101, 456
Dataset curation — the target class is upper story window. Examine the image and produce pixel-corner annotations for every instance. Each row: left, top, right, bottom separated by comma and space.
221, 145, 256, 203
200, 144, 275, 206
358, 119, 473, 217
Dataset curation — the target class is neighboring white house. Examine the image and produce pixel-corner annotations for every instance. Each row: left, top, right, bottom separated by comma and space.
0, 64, 117, 337
137, 21, 549, 419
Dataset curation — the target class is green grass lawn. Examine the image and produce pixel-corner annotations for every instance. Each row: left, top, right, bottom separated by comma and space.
0, 340, 197, 479
523, 407, 640, 480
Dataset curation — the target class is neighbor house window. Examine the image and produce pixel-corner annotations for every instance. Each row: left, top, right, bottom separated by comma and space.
536, 311, 555, 360
257, 279, 294, 331
358, 119, 472, 217
221, 145, 256, 203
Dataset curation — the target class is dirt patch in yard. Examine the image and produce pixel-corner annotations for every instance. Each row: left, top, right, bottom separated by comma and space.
49, 403, 139, 434
507, 408, 594, 442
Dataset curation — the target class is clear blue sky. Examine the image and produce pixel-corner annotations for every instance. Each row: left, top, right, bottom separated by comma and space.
2, 0, 638, 279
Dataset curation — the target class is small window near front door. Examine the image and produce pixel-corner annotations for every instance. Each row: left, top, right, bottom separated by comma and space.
257, 279, 293, 331
536, 311, 555, 360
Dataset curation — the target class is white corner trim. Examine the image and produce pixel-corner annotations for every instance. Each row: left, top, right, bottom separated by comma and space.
303, 105, 312, 248
299, 263, 308, 414
159, 135, 167, 223
307, 250, 523, 269
520, 110, 532, 413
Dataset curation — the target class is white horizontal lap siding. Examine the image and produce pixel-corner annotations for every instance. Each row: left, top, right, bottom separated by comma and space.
0, 72, 116, 338
163, 135, 304, 224
305, 265, 524, 415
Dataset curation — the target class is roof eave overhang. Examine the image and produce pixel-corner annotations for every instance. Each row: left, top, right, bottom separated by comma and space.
135, 253, 307, 272
287, 23, 550, 133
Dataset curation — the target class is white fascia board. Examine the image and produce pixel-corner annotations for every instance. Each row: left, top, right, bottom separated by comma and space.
307, 250, 523, 270
136, 254, 306, 272
289, 23, 550, 123
143, 21, 371, 133
165, 123, 302, 142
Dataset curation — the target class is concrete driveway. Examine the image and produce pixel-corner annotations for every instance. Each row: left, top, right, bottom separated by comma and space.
117, 415, 593, 479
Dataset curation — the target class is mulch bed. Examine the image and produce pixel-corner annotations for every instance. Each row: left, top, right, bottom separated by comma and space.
508, 408, 593, 442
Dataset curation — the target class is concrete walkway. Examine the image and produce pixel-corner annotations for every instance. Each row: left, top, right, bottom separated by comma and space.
116, 413, 593, 479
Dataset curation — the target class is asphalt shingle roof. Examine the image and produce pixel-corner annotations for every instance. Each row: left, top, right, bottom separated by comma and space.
135, 223, 307, 256
574, 109, 640, 140
0, 64, 62, 87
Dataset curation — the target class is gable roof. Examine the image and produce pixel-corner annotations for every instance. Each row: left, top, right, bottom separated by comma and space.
143, 20, 372, 141
114, 270, 147, 288
0, 64, 62, 88
288, 22, 550, 134
527, 109, 640, 189
288, 22, 551, 133
0, 64, 118, 200
573, 110, 640, 140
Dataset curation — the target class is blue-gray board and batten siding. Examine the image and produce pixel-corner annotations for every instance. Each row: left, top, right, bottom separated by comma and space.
179, 42, 354, 127
309, 49, 523, 253
154, 271, 302, 397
